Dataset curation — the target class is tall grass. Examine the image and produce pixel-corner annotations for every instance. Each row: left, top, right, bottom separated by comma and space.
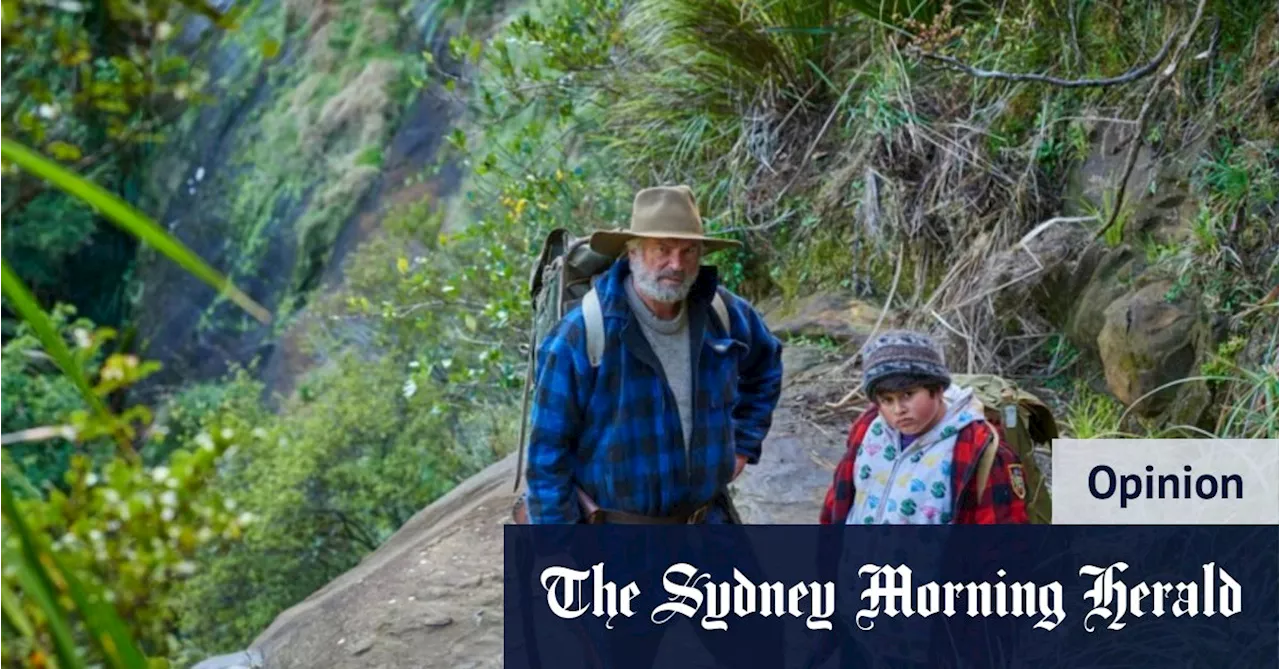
605, 0, 916, 212
1208, 331, 1279, 439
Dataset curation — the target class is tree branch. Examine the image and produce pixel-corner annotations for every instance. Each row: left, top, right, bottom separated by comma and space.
1092, 0, 1210, 243
914, 30, 1176, 89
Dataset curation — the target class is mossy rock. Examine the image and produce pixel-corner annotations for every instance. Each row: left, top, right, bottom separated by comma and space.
1065, 245, 1138, 354
1096, 280, 1210, 422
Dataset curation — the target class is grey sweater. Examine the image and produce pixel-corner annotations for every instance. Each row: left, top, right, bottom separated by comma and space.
625, 279, 694, 453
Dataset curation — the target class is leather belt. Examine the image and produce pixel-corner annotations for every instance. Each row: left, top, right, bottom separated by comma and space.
577, 487, 717, 525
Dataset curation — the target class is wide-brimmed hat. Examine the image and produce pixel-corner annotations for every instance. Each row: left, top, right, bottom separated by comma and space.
589, 185, 743, 257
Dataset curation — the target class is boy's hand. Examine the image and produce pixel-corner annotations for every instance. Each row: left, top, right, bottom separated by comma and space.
732, 453, 748, 480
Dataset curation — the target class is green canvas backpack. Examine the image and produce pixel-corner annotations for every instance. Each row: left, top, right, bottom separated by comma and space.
951, 374, 1058, 524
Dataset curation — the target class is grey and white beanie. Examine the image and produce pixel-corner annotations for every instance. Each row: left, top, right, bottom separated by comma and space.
859, 330, 952, 397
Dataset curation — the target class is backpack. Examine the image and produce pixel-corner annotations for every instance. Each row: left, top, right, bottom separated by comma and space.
951, 374, 1058, 524
510, 228, 730, 500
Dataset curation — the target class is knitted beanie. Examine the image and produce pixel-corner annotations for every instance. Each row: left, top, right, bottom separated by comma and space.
859, 329, 952, 397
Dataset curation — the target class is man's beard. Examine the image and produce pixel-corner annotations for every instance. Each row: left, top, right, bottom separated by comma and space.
630, 253, 697, 303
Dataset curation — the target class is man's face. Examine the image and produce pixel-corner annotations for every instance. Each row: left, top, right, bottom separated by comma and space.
875, 386, 946, 436
629, 238, 701, 303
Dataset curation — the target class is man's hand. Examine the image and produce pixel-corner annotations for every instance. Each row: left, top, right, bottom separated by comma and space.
732, 453, 748, 481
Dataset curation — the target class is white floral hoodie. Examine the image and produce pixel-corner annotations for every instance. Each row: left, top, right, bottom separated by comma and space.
844, 384, 983, 525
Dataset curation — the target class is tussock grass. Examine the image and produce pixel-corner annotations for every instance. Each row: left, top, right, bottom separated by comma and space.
606, 0, 872, 219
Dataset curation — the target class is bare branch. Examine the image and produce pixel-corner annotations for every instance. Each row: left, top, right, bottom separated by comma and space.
1093, 0, 1210, 243
914, 31, 1176, 89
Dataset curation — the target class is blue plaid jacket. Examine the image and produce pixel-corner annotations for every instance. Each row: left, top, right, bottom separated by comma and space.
524, 257, 784, 524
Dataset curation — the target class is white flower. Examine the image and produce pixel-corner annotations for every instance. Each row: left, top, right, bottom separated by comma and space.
86, 472, 100, 486
194, 166, 205, 182
151, 466, 170, 483
402, 378, 418, 399
197, 527, 215, 543
155, 21, 174, 41
251, 427, 267, 439
409, 360, 420, 368
237, 511, 256, 525
161, 508, 175, 523
37, 103, 59, 120
73, 328, 92, 349
195, 432, 215, 451
224, 498, 238, 511
220, 427, 235, 440
160, 490, 178, 508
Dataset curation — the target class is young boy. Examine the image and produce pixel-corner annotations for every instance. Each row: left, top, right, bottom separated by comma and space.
820, 330, 1028, 525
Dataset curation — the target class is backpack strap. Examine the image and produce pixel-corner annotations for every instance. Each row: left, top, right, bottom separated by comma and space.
583, 288, 606, 368
584, 287, 731, 368
974, 424, 1000, 497
710, 290, 729, 335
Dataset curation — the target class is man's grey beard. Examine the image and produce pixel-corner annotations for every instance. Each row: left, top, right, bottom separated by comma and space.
630, 253, 696, 303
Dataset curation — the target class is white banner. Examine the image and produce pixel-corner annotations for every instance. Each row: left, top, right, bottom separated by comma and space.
1051, 439, 1280, 524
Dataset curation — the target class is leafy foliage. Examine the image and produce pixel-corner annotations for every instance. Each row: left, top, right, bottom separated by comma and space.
4, 430, 252, 664
2, 304, 111, 490
0, 0, 225, 318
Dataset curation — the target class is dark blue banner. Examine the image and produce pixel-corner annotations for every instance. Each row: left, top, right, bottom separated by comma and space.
504, 525, 1278, 669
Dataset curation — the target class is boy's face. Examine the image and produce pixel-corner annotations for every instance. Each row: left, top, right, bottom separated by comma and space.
875, 386, 946, 436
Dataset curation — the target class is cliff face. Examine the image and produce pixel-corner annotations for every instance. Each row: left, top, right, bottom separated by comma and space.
131, 0, 462, 402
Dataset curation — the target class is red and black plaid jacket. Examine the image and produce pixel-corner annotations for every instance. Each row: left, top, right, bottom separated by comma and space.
819, 406, 1028, 524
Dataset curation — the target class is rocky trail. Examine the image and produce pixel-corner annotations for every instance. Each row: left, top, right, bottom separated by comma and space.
195, 295, 878, 669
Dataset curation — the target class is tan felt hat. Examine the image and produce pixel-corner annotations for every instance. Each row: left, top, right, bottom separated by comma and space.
589, 185, 743, 257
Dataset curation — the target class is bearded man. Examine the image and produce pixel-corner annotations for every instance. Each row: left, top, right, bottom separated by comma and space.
522, 184, 785, 524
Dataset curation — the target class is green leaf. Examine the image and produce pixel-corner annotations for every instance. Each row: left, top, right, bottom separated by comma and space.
1, 138, 271, 324
3, 489, 88, 668
0, 0, 17, 26
4, 489, 150, 669
0, 262, 116, 438
261, 38, 281, 59
46, 141, 82, 162
2, 578, 36, 640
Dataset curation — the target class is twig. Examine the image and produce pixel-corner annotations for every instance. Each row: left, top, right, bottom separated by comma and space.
718, 208, 796, 235
824, 388, 862, 409
914, 31, 1176, 88
868, 239, 905, 341
1200, 17, 1221, 96
1067, 0, 1083, 70
1092, 0, 1209, 243
1, 425, 77, 446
